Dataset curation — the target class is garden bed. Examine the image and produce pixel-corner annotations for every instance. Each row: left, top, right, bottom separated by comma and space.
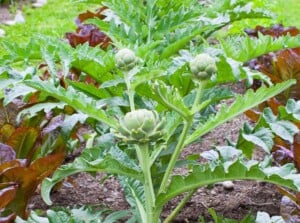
28, 111, 283, 222
0, 0, 298, 223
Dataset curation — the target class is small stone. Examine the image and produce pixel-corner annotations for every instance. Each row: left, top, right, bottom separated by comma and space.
3, 10, 25, 26
0, 29, 5, 37
210, 189, 217, 195
222, 180, 234, 190
32, 0, 47, 8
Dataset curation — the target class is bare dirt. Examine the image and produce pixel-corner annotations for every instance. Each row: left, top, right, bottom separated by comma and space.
0, 4, 283, 223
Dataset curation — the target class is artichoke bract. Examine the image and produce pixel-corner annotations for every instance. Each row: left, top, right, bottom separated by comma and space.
114, 109, 164, 144
115, 48, 138, 71
189, 53, 217, 81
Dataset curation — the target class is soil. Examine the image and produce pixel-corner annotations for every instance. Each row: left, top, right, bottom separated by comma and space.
0, 3, 283, 223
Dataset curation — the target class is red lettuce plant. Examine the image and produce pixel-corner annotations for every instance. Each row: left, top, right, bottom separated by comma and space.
0, 135, 64, 222
65, 7, 111, 48
0, 93, 71, 222
245, 24, 300, 221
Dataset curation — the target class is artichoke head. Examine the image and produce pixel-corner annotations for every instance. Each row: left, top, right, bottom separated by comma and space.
189, 53, 217, 81
115, 48, 138, 71
114, 109, 164, 144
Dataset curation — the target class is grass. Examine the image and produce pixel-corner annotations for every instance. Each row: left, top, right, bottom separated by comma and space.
0, 0, 97, 56
276, 0, 300, 27
0, 0, 300, 57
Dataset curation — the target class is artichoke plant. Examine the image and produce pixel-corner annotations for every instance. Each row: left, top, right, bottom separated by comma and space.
113, 109, 164, 144
189, 53, 217, 80
115, 48, 139, 71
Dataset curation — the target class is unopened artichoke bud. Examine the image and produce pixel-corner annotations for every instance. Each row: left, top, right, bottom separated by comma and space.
115, 48, 138, 71
189, 53, 217, 81
114, 109, 164, 144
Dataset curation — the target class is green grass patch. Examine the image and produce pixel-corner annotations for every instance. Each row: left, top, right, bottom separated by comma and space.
276, 0, 300, 27
0, 0, 97, 56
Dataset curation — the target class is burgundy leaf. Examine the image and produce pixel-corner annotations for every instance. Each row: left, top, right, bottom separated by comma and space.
0, 144, 16, 165
292, 138, 300, 172
66, 24, 111, 48
280, 196, 300, 222
41, 114, 64, 136
272, 145, 294, 166
0, 213, 16, 223
0, 185, 17, 209
65, 7, 112, 48
75, 7, 107, 26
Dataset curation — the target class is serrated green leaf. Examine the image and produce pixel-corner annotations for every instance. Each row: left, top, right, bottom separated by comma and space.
23, 79, 118, 129
279, 99, 300, 121
41, 47, 57, 77
151, 80, 191, 118
160, 24, 217, 59
215, 146, 242, 162
185, 80, 296, 145
241, 127, 274, 155
15, 212, 49, 223
221, 34, 300, 62
156, 160, 300, 208
3, 83, 36, 105
16, 102, 67, 122
101, 78, 125, 89
68, 80, 112, 99
214, 55, 248, 84
57, 44, 73, 77
61, 113, 88, 140
260, 108, 299, 143
41, 147, 142, 205
269, 121, 298, 143
104, 210, 131, 223
255, 212, 272, 223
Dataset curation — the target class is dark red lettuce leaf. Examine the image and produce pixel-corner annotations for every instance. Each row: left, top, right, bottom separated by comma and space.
65, 7, 111, 48
280, 196, 300, 222
292, 135, 300, 172
0, 152, 64, 219
75, 7, 107, 26
0, 144, 16, 165
0, 213, 16, 223
0, 185, 17, 209
65, 24, 111, 48
245, 24, 300, 38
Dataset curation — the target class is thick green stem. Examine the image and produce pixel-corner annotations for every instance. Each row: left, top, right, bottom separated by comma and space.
135, 143, 156, 223
124, 72, 135, 111
163, 188, 197, 223
146, 0, 156, 44
158, 121, 192, 194
192, 80, 207, 112
127, 88, 135, 111
159, 80, 206, 194
154, 83, 189, 120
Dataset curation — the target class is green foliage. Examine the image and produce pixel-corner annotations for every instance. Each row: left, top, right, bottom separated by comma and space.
221, 34, 300, 62
199, 208, 284, 223
15, 206, 131, 223
185, 80, 296, 145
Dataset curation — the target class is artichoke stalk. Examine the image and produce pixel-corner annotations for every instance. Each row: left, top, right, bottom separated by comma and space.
115, 48, 140, 109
